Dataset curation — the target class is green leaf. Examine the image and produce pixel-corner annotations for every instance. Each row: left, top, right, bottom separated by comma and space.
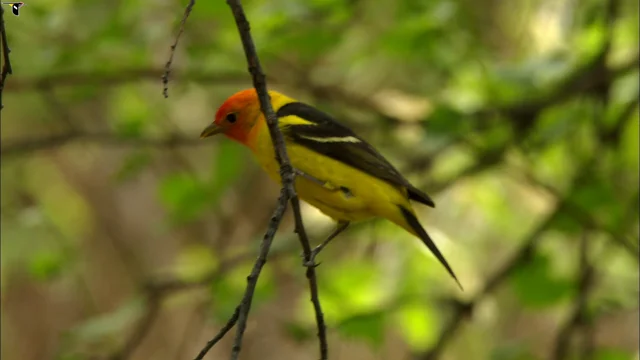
426, 105, 470, 137
113, 120, 144, 139
29, 250, 66, 281
210, 140, 244, 203
320, 261, 386, 313
509, 252, 573, 308
158, 173, 210, 224
337, 310, 386, 349
570, 176, 615, 210
593, 348, 634, 360
113, 150, 151, 183
283, 321, 315, 343
567, 175, 624, 230
110, 86, 151, 138
549, 211, 583, 235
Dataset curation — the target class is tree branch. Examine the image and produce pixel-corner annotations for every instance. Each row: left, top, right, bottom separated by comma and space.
0, 4, 13, 111
6, 68, 248, 92
0, 131, 205, 157
290, 197, 328, 359
100, 242, 294, 360
191, 1, 328, 359
162, 0, 196, 98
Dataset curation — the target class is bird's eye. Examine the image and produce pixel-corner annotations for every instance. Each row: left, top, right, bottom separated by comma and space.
226, 113, 237, 123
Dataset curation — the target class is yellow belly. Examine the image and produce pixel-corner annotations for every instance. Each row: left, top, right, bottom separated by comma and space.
251, 137, 409, 223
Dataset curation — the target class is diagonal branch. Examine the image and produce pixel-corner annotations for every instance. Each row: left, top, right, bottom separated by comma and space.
415, 206, 561, 360
415, 158, 596, 360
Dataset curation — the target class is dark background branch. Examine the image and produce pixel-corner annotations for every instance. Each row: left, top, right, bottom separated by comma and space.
415, 158, 597, 360
552, 232, 595, 360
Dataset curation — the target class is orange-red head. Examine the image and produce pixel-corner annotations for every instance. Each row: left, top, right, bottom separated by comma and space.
200, 88, 264, 145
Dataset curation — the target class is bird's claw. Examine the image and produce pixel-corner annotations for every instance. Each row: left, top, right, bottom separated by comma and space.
301, 247, 323, 268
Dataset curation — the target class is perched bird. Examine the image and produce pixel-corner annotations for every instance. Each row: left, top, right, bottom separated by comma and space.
201, 88, 460, 287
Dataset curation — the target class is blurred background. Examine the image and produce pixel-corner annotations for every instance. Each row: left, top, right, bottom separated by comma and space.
1, 0, 638, 359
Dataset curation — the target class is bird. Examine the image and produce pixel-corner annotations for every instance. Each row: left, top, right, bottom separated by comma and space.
201, 88, 460, 287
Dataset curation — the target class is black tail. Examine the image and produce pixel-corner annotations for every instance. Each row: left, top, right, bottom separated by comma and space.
399, 205, 462, 290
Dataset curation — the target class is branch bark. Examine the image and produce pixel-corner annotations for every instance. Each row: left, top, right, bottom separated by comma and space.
162, 0, 196, 98
191, 1, 329, 359
0, 4, 13, 111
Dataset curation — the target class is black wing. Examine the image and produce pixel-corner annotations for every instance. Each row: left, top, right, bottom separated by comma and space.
277, 102, 435, 208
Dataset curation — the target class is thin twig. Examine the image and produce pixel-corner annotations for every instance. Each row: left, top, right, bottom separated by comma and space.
102, 244, 292, 360
194, 306, 241, 360
227, 190, 288, 360
290, 197, 328, 359
1, 4, 14, 111
7, 69, 248, 92
163, 0, 196, 98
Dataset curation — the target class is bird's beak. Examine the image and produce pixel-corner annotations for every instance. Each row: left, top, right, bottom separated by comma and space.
200, 123, 226, 138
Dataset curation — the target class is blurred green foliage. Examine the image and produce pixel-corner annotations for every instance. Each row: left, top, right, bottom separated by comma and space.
1, 0, 638, 360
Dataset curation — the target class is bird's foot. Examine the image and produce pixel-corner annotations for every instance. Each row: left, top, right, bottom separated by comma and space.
301, 246, 324, 268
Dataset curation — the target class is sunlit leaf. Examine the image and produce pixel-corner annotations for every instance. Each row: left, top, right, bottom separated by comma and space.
110, 86, 151, 138
174, 244, 219, 282
319, 260, 387, 318
394, 301, 438, 350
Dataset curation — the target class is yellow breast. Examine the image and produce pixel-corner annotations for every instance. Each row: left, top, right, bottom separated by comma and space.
249, 117, 409, 223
